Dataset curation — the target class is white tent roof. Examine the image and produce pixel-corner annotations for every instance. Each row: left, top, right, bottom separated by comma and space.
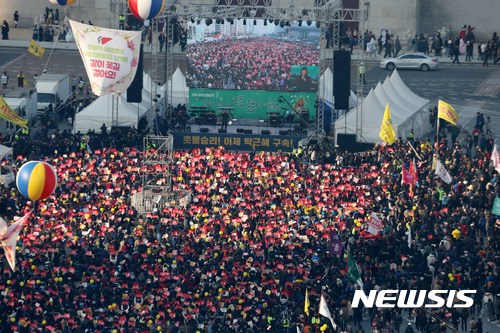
3, 98, 26, 111
161, 67, 189, 106
0, 144, 13, 158
319, 67, 357, 108
143, 72, 161, 94
389, 69, 429, 107
319, 67, 334, 103
73, 94, 148, 133
334, 69, 430, 144
334, 88, 390, 143
373, 82, 414, 118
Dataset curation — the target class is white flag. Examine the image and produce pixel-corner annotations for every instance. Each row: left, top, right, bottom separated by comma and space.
491, 144, 500, 174
0, 213, 30, 271
319, 295, 337, 330
406, 225, 412, 248
435, 159, 452, 184
69, 19, 142, 96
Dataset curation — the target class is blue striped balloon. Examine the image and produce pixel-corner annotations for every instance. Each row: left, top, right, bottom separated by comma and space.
128, 0, 166, 20
48, 0, 75, 6
16, 161, 58, 201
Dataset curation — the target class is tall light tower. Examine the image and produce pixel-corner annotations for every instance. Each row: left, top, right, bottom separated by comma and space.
355, 2, 369, 141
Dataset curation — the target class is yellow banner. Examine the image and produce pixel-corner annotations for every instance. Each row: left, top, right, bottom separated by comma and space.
438, 100, 458, 125
27, 39, 45, 58
379, 103, 396, 144
0, 97, 29, 129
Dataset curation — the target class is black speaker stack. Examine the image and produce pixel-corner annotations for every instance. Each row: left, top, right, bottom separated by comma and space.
333, 50, 351, 110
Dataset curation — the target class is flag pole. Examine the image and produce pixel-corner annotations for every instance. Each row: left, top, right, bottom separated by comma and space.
435, 106, 440, 157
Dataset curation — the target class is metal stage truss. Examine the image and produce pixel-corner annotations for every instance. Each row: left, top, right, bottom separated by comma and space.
110, 0, 363, 140
131, 135, 190, 214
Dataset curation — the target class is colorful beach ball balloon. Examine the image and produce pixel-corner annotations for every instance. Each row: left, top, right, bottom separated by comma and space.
48, 0, 75, 6
128, 0, 166, 20
16, 161, 57, 201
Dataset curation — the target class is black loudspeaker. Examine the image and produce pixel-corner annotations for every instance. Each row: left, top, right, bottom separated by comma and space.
261, 130, 271, 135
236, 128, 245, 133
333, 50, 351, 110
127, 44, 144, 103
218, 128, 227, 133
244, 129, 253, 134
200, 128, 209, 133
279, 130, 290, 135
337, 133, 356, 148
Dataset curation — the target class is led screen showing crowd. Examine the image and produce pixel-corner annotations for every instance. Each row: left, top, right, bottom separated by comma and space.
185, 19, 320, 92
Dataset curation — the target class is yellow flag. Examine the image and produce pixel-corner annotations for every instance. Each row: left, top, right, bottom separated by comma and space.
0, 97, 29, 129
28, 39, 45, 58
379, 103, 396, 145
438, 100, 458, 125
304, 288, 310, 316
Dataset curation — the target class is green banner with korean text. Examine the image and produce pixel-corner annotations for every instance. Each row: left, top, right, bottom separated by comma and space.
188, 89, 317, 120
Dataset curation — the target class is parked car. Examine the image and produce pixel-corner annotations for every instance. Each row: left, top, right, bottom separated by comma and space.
380, 53, 439, 71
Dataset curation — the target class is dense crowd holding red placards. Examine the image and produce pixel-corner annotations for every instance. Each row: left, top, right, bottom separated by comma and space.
0, 129, 499, 333
185, 37, 319, 91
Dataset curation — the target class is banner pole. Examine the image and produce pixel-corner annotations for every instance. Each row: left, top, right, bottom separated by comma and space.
435, 109, 440, 158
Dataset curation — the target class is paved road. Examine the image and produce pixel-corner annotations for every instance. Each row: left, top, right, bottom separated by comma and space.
359, 63, 500, 143
0, 47, 188, 92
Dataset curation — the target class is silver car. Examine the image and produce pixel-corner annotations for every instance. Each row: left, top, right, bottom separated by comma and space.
380, 53, 439, 71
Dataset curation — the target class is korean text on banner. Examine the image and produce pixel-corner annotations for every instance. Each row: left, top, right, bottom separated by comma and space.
0, 97, 29, 129
69, 20, 142, 96
438, 100, 458, 125
367, 213, 384, 235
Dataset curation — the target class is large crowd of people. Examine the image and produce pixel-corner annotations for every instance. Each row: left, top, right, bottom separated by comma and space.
0, 125, 498, 333
185, 37, 319, 91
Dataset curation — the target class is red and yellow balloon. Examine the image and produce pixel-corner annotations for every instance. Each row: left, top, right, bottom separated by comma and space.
16, 161, 58, 201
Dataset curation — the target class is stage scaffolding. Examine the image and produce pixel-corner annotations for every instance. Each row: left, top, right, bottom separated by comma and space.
130, 135, 191, 214
110, 1, 365, 213
110, 0, 363, 139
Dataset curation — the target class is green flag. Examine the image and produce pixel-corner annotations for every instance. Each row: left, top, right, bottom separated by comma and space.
493, 196, 500, 215
437, 187, 445, 201
347, 250, 361, 284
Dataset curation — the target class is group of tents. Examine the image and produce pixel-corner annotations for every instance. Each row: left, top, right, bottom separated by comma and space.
334, 69, 430, 144
73, 68, 188, 134
74, 66, 430, 145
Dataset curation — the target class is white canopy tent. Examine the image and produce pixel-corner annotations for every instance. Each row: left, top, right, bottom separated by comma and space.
161, 67, 189, 106
0, 144, 13, 159
143, 72, 161, 95
319, 67, 358, 108
0, 144, 14, 187
334, 69, 430, 144
73, 94, 148, 133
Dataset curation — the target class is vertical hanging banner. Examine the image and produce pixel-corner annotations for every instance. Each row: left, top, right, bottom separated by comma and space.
69, 20, 142, 96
